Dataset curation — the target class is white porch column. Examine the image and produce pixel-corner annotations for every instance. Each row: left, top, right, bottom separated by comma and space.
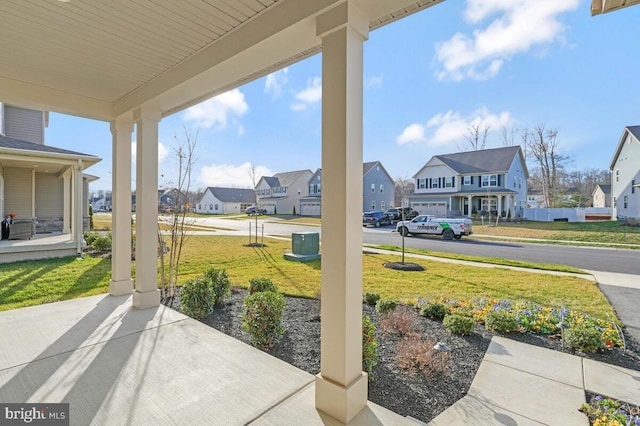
497, 194, 502, 218
74, 160, 84, 254
109, 117, 134, 296
467, 195, 473, 217
315, 3, 369, 423
62, 170, 70, 234
133, 108, 161, 309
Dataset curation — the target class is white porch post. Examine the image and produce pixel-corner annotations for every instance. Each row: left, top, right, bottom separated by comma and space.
133, 108, 161, 309
497, 194, 502, 218
467, 195, 473, 217
315, 3, 369, 423
109, 117, 134, 296
62, 170, 70, 234
74, 160, 84, 254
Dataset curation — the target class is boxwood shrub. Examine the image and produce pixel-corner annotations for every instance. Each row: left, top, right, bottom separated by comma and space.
242, 291, 286, 350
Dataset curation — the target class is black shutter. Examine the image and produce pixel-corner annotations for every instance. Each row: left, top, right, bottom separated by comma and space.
470, 176, 474, 184
439, 177, 443, 188
452, 177, 455, 188
497, 175, 501, 186
478, 176, 482, 187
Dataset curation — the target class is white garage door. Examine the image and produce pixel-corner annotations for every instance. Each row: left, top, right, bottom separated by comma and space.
301, 202, 321, 216
412, 202, 446, 216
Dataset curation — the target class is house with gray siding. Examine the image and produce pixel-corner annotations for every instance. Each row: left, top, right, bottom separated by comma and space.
0, 104, 100, 258
610, 126, 640, 220
299, 161, 394, 216
256, 169, 313, 215
410, 146, 528, 218
196, 187, 255, 214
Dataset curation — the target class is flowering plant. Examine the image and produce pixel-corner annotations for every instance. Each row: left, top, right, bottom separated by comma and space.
8, 213, 16, 218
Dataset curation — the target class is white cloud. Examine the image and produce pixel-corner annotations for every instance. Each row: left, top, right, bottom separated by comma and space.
396, 107, 512, 148
264, 68, 289, 99
183, 89, 248, 128
131, 140, 169, 164
435, 0, 579, 81
397, 124, 426, 145
291, 77, 322, 111
198, 162, 274, 188
365, 74, 384, 88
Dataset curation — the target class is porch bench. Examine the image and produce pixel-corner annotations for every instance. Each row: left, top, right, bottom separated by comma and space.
8, 218, 36, 240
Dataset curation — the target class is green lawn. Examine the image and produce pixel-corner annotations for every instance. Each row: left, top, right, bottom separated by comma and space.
0, 257, 111, 311
0, 236, 614, 321
471, 220, 640, 245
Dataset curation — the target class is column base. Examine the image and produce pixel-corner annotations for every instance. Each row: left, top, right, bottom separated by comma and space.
132, 289, 160, 310
315, 372, 368, 424
109, 278, 134, 296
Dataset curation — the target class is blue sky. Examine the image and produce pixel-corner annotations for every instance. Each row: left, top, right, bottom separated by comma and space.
45, 0, 640, 192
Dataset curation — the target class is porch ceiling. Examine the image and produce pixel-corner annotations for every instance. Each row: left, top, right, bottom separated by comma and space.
0, 0, 443, 122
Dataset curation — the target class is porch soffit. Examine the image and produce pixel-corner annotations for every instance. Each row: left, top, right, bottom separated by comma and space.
0, 0, 443, 122
591, 0, 640, 15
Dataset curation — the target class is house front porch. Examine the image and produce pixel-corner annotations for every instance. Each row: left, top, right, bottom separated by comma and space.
0, 232, 78, 264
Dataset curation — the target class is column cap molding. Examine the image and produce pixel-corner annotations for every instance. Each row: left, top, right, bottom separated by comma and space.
317, 2, 369, 41
133, 107, 161, 123
110, 116, 134, 134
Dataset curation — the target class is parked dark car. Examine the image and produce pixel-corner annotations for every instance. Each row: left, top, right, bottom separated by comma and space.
384, 207, 418, 222
362, 211, 393, 227
245, 205, 267, 215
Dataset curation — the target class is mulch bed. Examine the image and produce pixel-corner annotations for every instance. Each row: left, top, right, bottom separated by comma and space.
163, 289, 640, 423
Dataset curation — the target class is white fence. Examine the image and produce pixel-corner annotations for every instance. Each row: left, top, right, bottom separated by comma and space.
523, 208, 612, 222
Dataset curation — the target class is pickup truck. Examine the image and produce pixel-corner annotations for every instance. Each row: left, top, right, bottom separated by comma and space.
395, 215, 473, 240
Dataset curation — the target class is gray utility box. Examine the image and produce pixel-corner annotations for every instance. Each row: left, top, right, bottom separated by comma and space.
284, 232, 320, 262
292, 232, 319, 255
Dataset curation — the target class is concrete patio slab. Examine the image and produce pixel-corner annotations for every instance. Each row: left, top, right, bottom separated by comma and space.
484, 336, 584, 388
0, 294, 316, 425
583, 358, 640, 406
468, 361, 587, 425
427, 395, 545, 426
0, 294, 184, 368
250, 382, 417, 426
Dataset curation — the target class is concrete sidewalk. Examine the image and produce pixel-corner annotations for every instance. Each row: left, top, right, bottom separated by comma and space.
587, 270, 640, 343
429, 337, 640, 426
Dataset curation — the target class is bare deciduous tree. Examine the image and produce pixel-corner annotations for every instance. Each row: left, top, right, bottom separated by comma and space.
524, 123, 570, 208
460, 122, 491, 151
158, 127, 198, 299
500, 126, 518, 147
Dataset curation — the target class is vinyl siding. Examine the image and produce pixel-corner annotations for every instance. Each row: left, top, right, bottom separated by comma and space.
4, 105, 45, 144
35, 173, 63, 217
4, 168, 33, 217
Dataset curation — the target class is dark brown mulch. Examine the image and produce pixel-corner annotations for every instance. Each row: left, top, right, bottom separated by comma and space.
163, 290, 640, 424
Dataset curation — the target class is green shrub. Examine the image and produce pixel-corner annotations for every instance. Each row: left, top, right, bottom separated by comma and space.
205, 267, 231, 305
84, 231, 99, 246
242, 291, 286, 350
180, 277, 214, 320
443, 314, 475, 336
91, 232, 112, 252
248, 277, 278, 294
375, 299, 397, 315
362, 315, 378, 379
363, 292, 381, 306
419, 301, 446, 320
485, 310, 519, 333
565, 325, 604, 353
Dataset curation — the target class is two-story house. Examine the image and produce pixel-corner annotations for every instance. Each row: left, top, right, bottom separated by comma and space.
410, 146, 528, 218
0, 103, 100, 257
299, 161, 395, 216
255, 169, 313, 215
610, 126, 640, 220
196, 187, 255, 214
591, 184, 611, 208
